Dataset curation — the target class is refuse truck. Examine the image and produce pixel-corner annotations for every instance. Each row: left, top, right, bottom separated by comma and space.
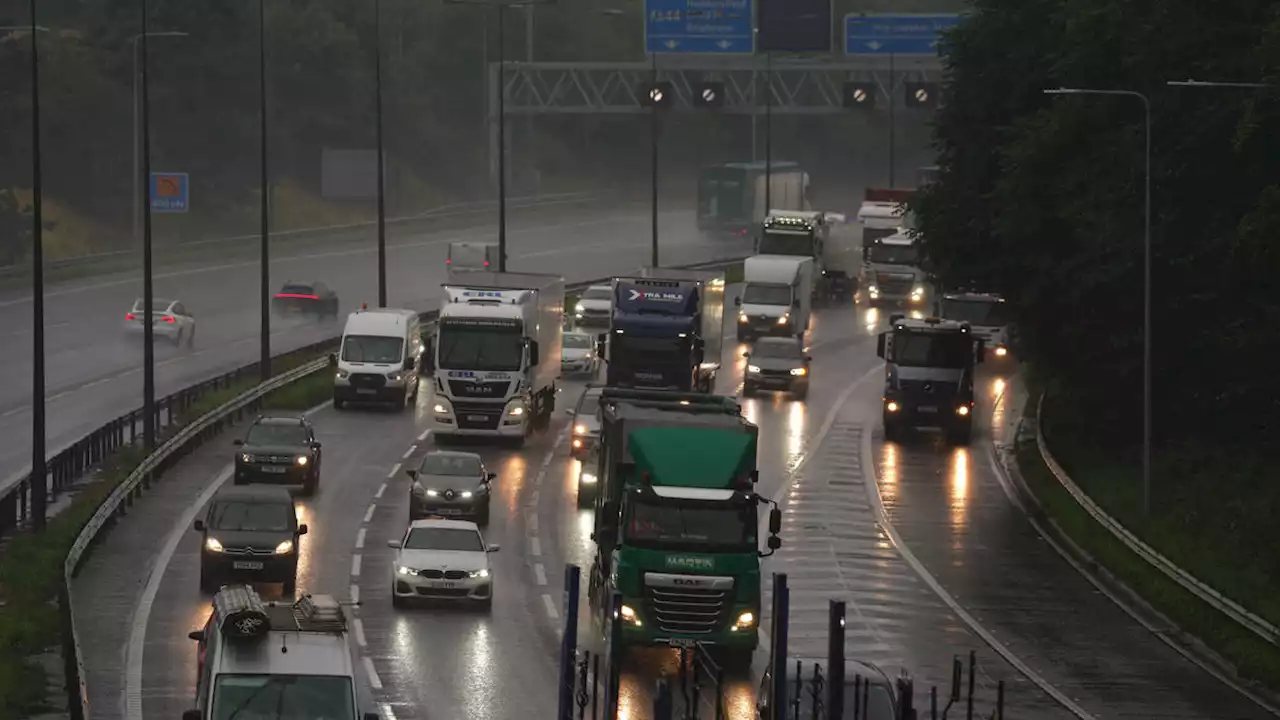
586, 388, 782, 666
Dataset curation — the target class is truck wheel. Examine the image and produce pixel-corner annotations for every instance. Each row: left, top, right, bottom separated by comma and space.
949, 421, 973, 446
882, 415, 902, 442
475, 502, 491, 526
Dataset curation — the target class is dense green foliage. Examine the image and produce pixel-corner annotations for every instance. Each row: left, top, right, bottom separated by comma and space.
916, 0, 1280, 681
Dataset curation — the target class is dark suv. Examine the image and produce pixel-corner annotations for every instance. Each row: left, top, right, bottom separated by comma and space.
233, 415, 322, 495
194, 485, 308, 594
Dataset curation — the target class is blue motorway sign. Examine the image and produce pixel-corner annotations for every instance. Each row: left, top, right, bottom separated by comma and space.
149, 172, 189, 213
844, 13, 960, 56
645, 0, 755, 54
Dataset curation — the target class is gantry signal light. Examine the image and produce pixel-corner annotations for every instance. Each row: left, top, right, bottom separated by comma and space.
693, 81, 724, 109
904, 83, 941, 109
843, 82, 876, 109
640, 81, 674, 109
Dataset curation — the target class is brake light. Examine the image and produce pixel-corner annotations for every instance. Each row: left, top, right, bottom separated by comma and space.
483, 260, 489, 267
446, 259, 451, 264
125, 313, 136, 320
275, 293, 319, 300
163, 316, 175, 323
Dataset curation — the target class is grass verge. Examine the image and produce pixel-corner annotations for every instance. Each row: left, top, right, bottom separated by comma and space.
0, 360, 332, 720
1017, 389, 1280, 691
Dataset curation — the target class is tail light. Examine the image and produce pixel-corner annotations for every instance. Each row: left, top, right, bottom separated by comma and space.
483, 260, 489, 267
274, 293, 319, 300
446, 258, 451, 264
125, 313, 136, 320
163, 316, 175, 323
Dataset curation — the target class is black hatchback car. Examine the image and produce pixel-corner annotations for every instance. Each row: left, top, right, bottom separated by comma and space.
233, 415, 322, 495
194, 485, 308, 594
406, 451, 495, 525
272, 280, 340, 319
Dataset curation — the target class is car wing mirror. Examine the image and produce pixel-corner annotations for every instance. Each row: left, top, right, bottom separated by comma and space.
310, 441, 322, 450
387, 540, 402, 549
297, 524, 308, 535
187, 630, 203, 642
486, 472, 497, 481
487, 544, 501, 552
193, 519, 205, 532
232, 439, 244, 446
406, 469, 418, 480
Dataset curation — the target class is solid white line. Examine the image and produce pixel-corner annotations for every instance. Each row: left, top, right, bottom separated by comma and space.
355, 528, 367, 549
364, 504, 376, 523
350, 583, 360, 605
542, 593, 559, 619
380, 703, 399, 720
531, 536, 542, 557
386, 463, 401, 480
860, 407, 1097, 718
535, 563, 548, 586
362, 656, 383, 689
402, 445, 416, 460
351, 554, 362, 577
352, 618, 368, 647
418, 429, 430, 442
374, 483, 386, 500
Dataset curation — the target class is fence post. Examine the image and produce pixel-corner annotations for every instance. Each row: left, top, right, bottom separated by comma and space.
603, 590, 623, 720
965, 650, 975, 720
558, 564, 582, 720
654, 677, 674, 720
770, 573, 789, 720
827, 600, 846, 720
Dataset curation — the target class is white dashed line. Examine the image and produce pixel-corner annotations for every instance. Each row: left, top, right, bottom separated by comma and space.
374, 483, 387, 500
417, 429, 430, 442
355, 528, 366, 549
534, 563, 547, 586
402, 445, 416, 460
386, 463, 401, 480
531, 536, 542, 557
534, 470, 545, 486
552, 431, 567, 449
542, 594, 559, 619
362, 656, 383, 689
364, 504, 376, 523
350, 584, 360, 604
351, 554, 362, 577
352, 618, 368, 647
541, 452, 553, 468
380, 704, 399, 720
527, 513, 539, 532
531, 489, 540, 506
1, 407, 21, 417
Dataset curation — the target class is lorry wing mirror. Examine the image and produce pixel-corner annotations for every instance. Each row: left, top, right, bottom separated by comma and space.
187, 630, 203, 642
733, 296, 741, 307
792, 299, 800, 308
767, 535, 782, 551
768, 507, 782, 534
876, 333, 887, 359
528, 341, 540, 367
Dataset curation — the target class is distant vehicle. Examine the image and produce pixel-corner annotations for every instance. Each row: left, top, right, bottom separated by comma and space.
697, 160, 812, 238
232, 414, 323, 496
192, 485, 308, 593
331, 308, 423, 411
736, 256, 813, 342
446, 241, 498, 274
561, 330, 599, 377
272, 281, 339, 318
877, 314, 985, 445
573, 284, 613, 327
742, 337, 811, 400
936, 292, 1014, 362
387, 518, 499, 610
862, 230, 927, 307
565, 384, 603, 462
755, 656, 916, 720
406, 450, 496, 525
123, 297, 195, 347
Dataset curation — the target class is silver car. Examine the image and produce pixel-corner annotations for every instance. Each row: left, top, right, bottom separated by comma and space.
123, 297, 196, 347
561, 331, 600, 377
565, 385, 603, 462
742, 337, 811, 400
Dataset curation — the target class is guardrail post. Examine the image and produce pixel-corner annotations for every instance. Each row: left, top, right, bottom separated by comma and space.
58, 580, 85, 720
558, 564, 581, 720
603, 590, 623, 720
965, 650, 975, 720
770, 573, 790, 720
653, 677, 674, 720
827, 600, 845, 720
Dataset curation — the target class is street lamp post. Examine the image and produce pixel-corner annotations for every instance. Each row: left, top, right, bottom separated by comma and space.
1044, 86, 1153, 517
130, 31, 187, 250
137, 0, 161, 451
257, 0, 270, 382
374, 0, 387, 306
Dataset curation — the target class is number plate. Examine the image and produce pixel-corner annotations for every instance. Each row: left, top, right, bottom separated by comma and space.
233, 561, 263, 570
261, 466, 287, 474
667, 638, 696, 647
917, 406, 937, 413
436, 508, 461, 515
467, 415, 487, 422
356, 388, 377, 395
428, 580, 457, 589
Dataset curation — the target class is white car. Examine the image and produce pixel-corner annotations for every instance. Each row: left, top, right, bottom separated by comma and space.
573, 284, 613, 326
388, 518, 498, 610
561, 331, 599, 377
123, 297, 195, 346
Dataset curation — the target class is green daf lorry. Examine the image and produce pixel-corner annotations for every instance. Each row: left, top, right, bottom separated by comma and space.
586, 388, 782, 665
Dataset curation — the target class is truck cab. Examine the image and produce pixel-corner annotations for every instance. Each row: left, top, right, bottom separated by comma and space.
862, 230, 927, 308
876, 314, 984, 445
601, 274, 724, 392
936, 292, 1014, 362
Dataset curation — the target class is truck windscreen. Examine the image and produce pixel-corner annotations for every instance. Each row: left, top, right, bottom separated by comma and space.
698, 174, 745, 222
940, 299, 1010, 326
211, 674, 354, 720
438, 322, 522, 372
742, 284, 792, 306
624, 496, 755, 552
867, 244, 919, 265
891, 332, 973, 369
759, 231, 813, 256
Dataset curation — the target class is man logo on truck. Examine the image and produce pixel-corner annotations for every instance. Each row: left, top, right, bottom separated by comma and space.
629, 288, 685, 302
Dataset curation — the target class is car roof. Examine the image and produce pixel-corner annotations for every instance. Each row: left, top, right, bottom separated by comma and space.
423, 450, 482, 461
134, 297, 174, 306
407, 518, 481, 531
213, 485, 295, 503
253, 415, 307, 426
281, 280, 316, 287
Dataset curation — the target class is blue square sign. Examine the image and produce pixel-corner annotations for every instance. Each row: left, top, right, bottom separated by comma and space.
645, 0, 755, 54
150, 172, 189, 213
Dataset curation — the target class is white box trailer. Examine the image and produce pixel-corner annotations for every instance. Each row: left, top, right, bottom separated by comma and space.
433, 271, 564, 447
736, 255, 813, 342
445, 241, 499, 281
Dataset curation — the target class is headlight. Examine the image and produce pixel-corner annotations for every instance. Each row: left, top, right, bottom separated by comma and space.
956, 405, 970, 416
387, 372, 404, 382
747, 364, 761, 374
470, 568, 490, 579
575, 302, 584, 314
574, 424, 588, 435
205, 537, 224, 553
425, 489, 440, 497
508, 405, 524, 416
776, 314, 789, 325
789, 367, 807, 376
620, 604, 640, 625
397, 565, 417, 575
995, 346, 1008, 357
240, 453, 254, 463
738, 313, 748, 323
735, 611, 756, 628
580, 472, 597, 484
461, 491, 473, 499
869, 285, 880, 294
885, 401, 900, 412
912, 286, 925, 295
295, 456, 308, 466
335, 369, 350, 379
433, 403, 448, 414
274, 540, 294, 554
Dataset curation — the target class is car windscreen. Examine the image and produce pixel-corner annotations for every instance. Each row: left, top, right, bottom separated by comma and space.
758, 231, 812, 256
404, 527, 484, 552
340, 334, 404, 363
210, 501, 292, 532
564, 334, 592, 349
867, 244, 919, 265
279, 284, 316, 296
210, 674, 355, 720
752, 342, 800, 360
582, 287, 612, 300
577, 388, 603, 414
742, 284, 792, 306
418, 454, 481, 477
245, 424, 308, 446
131, 299, 171, 312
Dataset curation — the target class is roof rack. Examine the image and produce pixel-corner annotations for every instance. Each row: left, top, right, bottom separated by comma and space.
286, 593, 347, 633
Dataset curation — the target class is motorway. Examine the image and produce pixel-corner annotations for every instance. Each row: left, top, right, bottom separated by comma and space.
0, 203, 741, 489
70, 295, 1278, 720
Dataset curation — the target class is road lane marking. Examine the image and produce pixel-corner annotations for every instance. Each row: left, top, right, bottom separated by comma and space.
541, 452, 553, 468
374, 483, 386, 499
362, 656, 383, 689
534, 470, 545, 486
531, 536, 542, 557
364, 504, 376, 523
386, 463, 400, 480
527, 512, 538, 532
417, 429, 430, 442
350, 583, 360, 605
402, 445, 416, 459
380, 704, 398, 720
352, 618, 368, 647
542, 594, 559, 619
355, 528, 366, 550
531, 489, 540, 506
535, 563, 548, 586
351, 554, 362, 577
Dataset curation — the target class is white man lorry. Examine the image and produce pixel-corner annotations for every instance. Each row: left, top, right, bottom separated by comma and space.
735, 255, 813, 342
431, 271, 564, 447
863, 230, 928, 308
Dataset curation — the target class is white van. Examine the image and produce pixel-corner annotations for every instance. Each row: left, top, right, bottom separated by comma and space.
331, 307, 422, 410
